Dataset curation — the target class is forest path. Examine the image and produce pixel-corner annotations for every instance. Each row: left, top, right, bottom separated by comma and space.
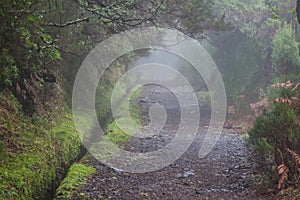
78, 84, 263, 200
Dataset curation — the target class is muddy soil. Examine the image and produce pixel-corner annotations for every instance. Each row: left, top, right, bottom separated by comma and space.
77, 84, 265, 200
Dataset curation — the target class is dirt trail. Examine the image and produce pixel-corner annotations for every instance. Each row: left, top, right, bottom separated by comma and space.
78, 84, 264, 200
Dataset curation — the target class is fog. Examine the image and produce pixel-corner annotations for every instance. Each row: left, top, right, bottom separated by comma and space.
127, 49, 206, 91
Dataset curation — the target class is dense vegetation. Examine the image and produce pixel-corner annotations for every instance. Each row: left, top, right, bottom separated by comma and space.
231, 0, 300, 197
2, 0, 300, 199
0, 0, 227, 199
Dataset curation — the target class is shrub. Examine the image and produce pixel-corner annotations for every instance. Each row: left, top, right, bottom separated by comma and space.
248, 103, 300, 190
249, 103, 299, 158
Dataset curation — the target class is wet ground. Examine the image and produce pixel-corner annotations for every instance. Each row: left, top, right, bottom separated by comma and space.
78, 84, 265, 200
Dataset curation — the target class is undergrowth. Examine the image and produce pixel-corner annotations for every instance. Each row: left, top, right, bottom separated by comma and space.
0, 92, 82, 199
248, 81, 300, 197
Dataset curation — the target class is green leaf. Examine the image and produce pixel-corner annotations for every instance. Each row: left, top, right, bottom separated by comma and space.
27, 13, 35, 21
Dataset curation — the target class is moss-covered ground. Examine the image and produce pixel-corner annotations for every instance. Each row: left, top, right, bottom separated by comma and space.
54, 163, 96, 200
0, 92, 82, 199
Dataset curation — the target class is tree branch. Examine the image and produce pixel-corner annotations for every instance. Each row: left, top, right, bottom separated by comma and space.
43, 17, 89, 27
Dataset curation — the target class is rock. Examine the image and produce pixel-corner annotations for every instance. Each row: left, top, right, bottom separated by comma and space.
175, 173, 184, 178
140, 98, 148, 103
111, 167, 123, 173
183, 170, 195, 177
241, 175, 247, 179
175, 170, 195, 178
234, 165, 240, 169
138, 185, 154, 191
221, 188, 230, 193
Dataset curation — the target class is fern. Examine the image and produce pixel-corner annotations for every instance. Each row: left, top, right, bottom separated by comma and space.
278, 163, 288, 190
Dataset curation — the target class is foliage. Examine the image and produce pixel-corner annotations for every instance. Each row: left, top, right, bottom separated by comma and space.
209, 31, 267, 120
216, 0, 295, 44
3, 0, 289, 198
248, 79, 300, 193
0, 0, 163, 198
248, 103, 299, 158
266, 80, 294, 103
271, 24, 300, 78
216, 0, 273, 40
248, 103, 300, 192
0, 0, 60, 87
215, 0, 296, 87
181, 0, 229, 35
211, 0, 299, 122
54, 163, 95, 200
162, 0, 229, 37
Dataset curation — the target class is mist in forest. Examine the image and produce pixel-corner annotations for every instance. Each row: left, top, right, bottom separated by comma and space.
127, 49, 206, 90
125, 30, 267, 113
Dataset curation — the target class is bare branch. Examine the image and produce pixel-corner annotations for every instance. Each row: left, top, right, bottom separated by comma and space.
43, 17, 89, 27
73, 0, 163, 30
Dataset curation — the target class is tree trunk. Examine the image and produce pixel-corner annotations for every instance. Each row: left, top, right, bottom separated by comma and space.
297, 0, 300, 24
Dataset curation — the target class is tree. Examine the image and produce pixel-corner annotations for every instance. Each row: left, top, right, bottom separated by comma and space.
271, 23, 300, 79
0, 0, 166, 114
161, 0, 229, 38
0, 0, 60, 87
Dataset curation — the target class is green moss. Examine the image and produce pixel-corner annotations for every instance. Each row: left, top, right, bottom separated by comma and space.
95, 86, 113, 125
70, 111, 95, 141
105, 121, 131, 145
54, 163, 95, 200
104, 88, 141, 145
0, 110, 82, 200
